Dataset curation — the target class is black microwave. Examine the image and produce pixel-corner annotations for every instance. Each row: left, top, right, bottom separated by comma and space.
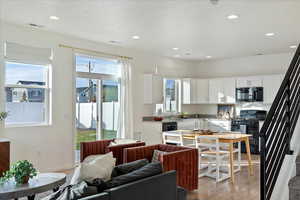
236, 87, 264, 102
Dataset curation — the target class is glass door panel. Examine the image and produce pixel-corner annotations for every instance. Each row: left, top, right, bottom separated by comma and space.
75, 78, 98, 161
101, 80, 119, 139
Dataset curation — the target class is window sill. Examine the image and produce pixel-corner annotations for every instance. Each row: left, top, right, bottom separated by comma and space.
5, 123, 51, 128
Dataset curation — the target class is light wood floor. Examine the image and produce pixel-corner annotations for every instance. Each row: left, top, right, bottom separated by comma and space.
188, 155, 260, 200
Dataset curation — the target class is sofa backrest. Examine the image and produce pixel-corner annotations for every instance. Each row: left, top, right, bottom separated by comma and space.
107, 171, 177, 200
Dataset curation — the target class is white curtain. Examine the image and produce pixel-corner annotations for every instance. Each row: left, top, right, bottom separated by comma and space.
117, 59, 134, 139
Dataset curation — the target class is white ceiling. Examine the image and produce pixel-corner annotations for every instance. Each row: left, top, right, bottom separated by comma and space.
1, 0, 300, 61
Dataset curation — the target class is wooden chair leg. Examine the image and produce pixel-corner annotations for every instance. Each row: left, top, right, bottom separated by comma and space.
229, 143, 235, 184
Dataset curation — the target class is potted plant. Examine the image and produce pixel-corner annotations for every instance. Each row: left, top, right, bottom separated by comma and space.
0, 160, 37, 184
0, 112, 8, 121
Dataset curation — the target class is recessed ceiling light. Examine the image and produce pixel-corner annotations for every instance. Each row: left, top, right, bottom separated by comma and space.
227, 14, 239, 20
132, 35, 140, 40
172, 47, 179, 51
49, 16, 59, 20
290, 45, 297, 49
206, 56, 212, 59
265, 32, 275, 37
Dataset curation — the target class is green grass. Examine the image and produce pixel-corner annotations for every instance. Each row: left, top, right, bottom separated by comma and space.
76, 129, 117, 150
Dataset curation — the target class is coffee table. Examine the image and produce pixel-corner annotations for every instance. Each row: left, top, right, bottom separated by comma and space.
0, 173, 66, 200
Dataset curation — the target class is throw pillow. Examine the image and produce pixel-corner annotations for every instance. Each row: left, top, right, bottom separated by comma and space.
111, 159, 149, 178
109, 139, 137, 146
83, 154, 104, 163
71, 152, 116, 184
152, 149, 167, 163
106, 162, 163, 189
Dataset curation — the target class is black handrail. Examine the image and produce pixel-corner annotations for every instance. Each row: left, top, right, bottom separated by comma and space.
260, 44, 300, 200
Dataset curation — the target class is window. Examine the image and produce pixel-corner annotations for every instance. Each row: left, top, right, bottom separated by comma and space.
164, 78, 181, 113
5, 62, 50, 126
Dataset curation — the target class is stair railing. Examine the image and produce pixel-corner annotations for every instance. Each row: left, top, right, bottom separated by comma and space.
260, 44, 300, 200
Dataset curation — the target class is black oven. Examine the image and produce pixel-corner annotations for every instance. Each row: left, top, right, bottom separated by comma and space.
240, 110, 267, 120
236, 87, 264, 102
231, 118, 260, 154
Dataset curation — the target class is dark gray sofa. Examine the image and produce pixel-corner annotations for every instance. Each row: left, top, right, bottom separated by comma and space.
80, 171, 186, 200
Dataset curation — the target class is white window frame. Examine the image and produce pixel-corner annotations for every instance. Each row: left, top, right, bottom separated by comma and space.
4, 60, 52, 127
163, 78, 181, 114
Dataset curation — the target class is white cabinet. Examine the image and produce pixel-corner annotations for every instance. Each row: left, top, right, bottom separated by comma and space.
223, 78, 236, 103
209, 78, 236, 104
209, 79, 224, 104
263, 74, 284, 104
144, 74, 163, 104
236, 76, 263, 88
182, 79, 209, 104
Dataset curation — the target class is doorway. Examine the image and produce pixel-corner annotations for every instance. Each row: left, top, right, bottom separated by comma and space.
74, 55, 121, 162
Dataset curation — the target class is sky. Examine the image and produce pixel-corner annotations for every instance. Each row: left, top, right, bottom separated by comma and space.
6, 56, 121, 87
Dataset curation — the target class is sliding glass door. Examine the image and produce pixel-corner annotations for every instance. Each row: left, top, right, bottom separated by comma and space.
75, 55, 121, 162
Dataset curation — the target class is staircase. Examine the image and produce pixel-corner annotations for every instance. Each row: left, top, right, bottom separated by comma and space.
260, 44, 300, 200
289, 156, 300, 199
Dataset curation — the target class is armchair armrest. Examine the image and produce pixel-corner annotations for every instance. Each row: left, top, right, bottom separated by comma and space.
161, 148, 198, 191
123, 144, 160, 163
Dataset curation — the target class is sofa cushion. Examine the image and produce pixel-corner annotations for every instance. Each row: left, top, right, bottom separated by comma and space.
152, 150, 167, 162
111, 159, 149, 178
71, 152, 116, 184
106, 162, 163, 188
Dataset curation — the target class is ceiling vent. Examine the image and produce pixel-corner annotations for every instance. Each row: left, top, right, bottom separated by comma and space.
28, 23, 44, 28
210, 0, 219, 5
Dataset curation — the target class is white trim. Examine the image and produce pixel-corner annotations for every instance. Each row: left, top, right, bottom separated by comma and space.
5, 84, 48, 89
5, 122, 51, 128
75, 52, 119, 63
76, 72, 120, 81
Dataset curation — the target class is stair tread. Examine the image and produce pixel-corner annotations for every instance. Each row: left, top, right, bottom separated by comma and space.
289, 176, 300, 189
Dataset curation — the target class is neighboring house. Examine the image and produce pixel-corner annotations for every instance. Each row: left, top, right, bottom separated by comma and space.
76, 84, 118, 103
6, 81, 45, 103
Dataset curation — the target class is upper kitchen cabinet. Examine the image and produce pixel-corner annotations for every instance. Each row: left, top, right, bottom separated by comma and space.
263, 74, 284, 104
223, 78, 236, 103
236, 76, 263, 88
209, 78, 236, 104
182, 78, 209, 104
144, 74, 163, 104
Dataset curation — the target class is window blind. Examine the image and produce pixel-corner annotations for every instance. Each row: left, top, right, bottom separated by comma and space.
4, 42, 52, 64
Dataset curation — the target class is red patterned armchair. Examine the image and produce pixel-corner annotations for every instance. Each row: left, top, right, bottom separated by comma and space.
123, 144, 198, 191
80, 139, 146, 165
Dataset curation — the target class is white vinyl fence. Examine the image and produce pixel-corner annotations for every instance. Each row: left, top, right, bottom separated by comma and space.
76, 102, 119, 131
6, 102, 119, 131
6, 102, 45, 124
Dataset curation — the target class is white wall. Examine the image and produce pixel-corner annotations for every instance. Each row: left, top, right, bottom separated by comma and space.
0, 22, 197, 171
195, 53, 293, 78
